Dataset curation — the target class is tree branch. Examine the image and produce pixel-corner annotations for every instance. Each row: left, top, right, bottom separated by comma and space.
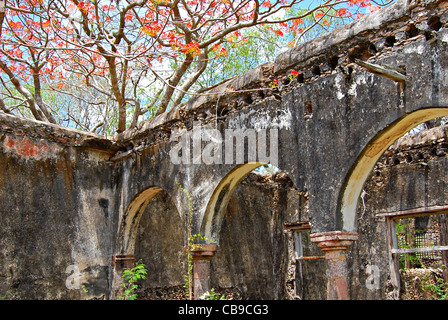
172, 48, 209, 107
0, 59, 45, 121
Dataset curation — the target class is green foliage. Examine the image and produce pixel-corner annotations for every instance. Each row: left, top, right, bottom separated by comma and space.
423, 277, 448, 300
396, 222, 448, 300
118, 260, 148, 300
396, 222, 423, 269
200, 288, 228, 300
422, 266, 448, 300
197, 25, 288, 90
0, 291, 12, 300
194, 6, 352, 95
177, 182, 216, 300
80, 284, 89, 296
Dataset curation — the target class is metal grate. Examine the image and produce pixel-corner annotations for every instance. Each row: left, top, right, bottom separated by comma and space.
414, 232, 442, 261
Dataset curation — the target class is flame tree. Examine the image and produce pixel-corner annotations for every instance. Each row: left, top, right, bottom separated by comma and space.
0, 0, 386, 134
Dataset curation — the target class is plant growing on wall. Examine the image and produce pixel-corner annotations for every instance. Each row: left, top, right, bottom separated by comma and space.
118, 260, 148, 300
0, 290, 12, 300
177, 182, 218, 300
200, 288, 227, 300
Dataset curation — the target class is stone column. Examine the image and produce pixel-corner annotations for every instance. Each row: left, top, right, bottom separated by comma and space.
111, 254, 135, 299
310, 231, 358, 300
191, 244, 218, 300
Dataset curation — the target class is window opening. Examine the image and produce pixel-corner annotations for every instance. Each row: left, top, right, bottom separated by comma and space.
376, 205, 448, 299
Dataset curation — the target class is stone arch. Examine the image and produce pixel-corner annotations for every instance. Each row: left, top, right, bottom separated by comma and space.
201, 162, 267, 242
118, 186, 182, 254
201, 162, 308, 299
201, 161, 303, 242
339, 107, 448, 232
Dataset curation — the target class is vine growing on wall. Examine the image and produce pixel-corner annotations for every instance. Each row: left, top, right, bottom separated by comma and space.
177, 182, 216, 300
177, 182, 195, 299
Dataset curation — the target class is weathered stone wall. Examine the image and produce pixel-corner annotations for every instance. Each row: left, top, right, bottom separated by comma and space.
0, 114, 118, 299
112, 0, 448, 239
207, 125, 448, 300
131, 121, 448, 300
1, 119, 448, 300
129, 172, 316, 300
210, 172, 307, 300
350, 124, 448, 299
1, 0, 448, 300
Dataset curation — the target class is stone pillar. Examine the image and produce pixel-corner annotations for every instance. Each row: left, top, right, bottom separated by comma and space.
310, 231, 358, 300
191, 244, 218, 300
111, 254, 135, 299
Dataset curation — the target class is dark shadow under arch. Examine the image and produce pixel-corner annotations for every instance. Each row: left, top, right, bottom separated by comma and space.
201, 162, 303, 242
204, 163, 313, 299
118, 186, 182, 254
201, 162, 267, 242
133, 190, 187, 296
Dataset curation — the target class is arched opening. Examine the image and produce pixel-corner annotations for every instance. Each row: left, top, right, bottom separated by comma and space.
202, 163, 326, 299
339, 108, 448, 299
201, 162, 266, 243
339, 108, 448, 232
117, 187, 186, 299
133, 190, 187, 299
119, 186, 163, 254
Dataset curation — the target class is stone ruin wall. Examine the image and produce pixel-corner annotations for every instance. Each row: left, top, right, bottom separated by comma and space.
117, 0, 448, 151
0, 115, 118, 299
1, 0, 448, 300
1, 63, 448, 301
351, 124, 448, 300
130, 124, 448, 300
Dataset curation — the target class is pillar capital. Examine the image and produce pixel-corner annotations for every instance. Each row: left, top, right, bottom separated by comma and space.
190, 244, 218, 259
310, 231, 358, 300
112, 253, 135, 270
310, 231, 358, 252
